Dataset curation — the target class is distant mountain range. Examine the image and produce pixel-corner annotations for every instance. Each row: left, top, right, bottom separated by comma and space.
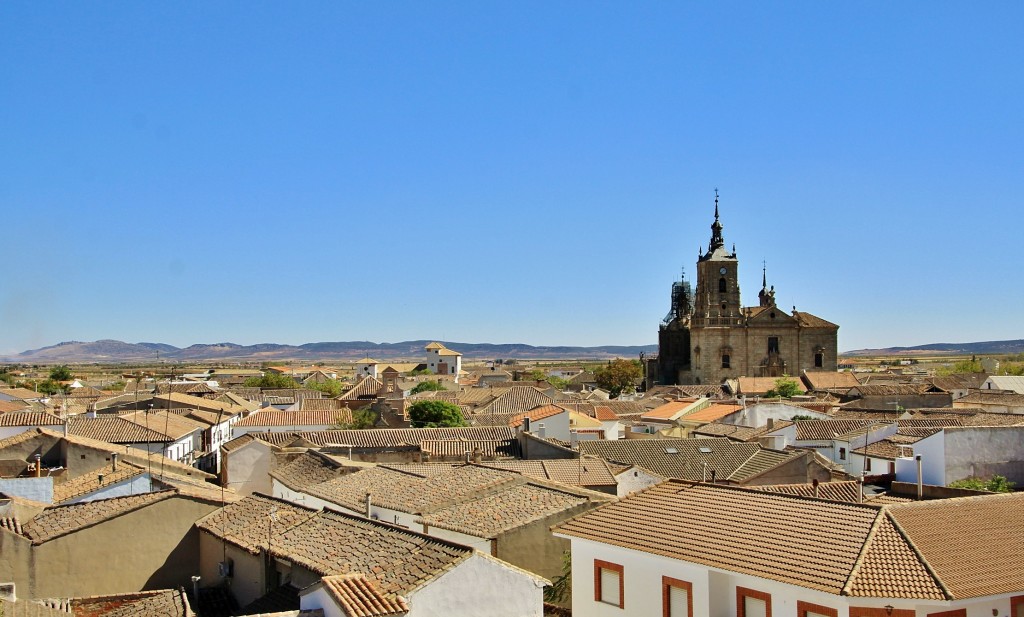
2, 339, 660, 364
842, 339, 1024, 357
7, 337, 1021, 364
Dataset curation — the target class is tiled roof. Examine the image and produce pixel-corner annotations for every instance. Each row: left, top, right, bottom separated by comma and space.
71, 589, 193, 617
956, 391, 1024, 405
0, 387, 44, 400
272, 508, 472, 596
737, 377, 807, 395
507, 404, 568, 427
885, 492, 1024, 598
691, 421, 793, 443
392, 458, 618, 489
641, 400, 699, 421
195, 493, 317, 554
268, 451, 342, 492
320, 574, 408, 617
475, 386, 553, 415
577, 438, 801, 482
340, 376, 384, 400
0, 399, 31, 412
850, 384, 927, 396
753, 480, 864, 503
234, 409, 353, 428
555, 481, 943, 599
308, 465, 518, 514
802, 371, 860, 391
66, 416, 171, 444
51, 461, 147, 503
419, 482, 590, 537
680, 403, 743, 423
243, 426, 517, 449
793, 311, 839, 329
153, 392, 241, 413
299, 398, 351, 411
155, 382, 218, 396
0, 411, 63, 427
121, 410, 205, 440
21, 491, 176, 544
904, 409, 1024, 427
418, 438, 521, 459
792, 419, 875, 441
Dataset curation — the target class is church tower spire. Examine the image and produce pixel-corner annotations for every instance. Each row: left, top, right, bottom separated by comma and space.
709, 189, 724, 250
758, 261, 776, 308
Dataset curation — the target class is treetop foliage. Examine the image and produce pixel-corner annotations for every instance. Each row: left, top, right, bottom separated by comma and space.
408, 400, 467, 428
594, 359, 643, 398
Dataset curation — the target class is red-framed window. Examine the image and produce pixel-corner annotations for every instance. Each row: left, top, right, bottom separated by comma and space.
797, 601, 838, 617
594, 559, 624, 608
662, 576, 693, 617
1013, 596, 1024, 617
736, 587, 771, 617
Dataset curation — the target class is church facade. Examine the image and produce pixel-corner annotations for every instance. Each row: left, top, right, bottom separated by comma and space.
656, 197, 839, 386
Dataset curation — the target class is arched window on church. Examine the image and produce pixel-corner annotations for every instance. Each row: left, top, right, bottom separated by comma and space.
721, 354, 731, 369
718, 277, 727, 293
814, 352, 824, 368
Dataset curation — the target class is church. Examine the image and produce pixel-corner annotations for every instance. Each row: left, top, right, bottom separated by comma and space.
655, 195, 839, 386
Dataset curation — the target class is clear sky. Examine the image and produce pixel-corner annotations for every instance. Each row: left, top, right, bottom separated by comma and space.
2, 3, 1022, 356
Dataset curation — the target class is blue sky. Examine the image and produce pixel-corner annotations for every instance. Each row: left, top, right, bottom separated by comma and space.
2, 3, 1022, 355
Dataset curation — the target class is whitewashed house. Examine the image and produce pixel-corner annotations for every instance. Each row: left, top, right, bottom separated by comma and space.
555, 480, 1024, 617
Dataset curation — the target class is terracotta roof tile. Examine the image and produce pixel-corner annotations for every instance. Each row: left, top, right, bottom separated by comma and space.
269, 451, 342, 492
320, 573, 408, 617
51, 461, 147, 503
578, 437, 800, 482
71, 588, 193, 617
235, 409, 353, 428
195, 494, 317, 554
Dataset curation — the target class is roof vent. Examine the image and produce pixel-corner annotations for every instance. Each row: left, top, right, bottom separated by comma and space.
699, 447, 713, 453
664, 447, 678, 454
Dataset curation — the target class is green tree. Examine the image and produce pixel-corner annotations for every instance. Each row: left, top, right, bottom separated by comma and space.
411, 380, 446, 394
544, 550, 572, 604
410, 368, 434, 376
35, 379, 66, 396
307, 379, 344, 397
335, 407, 378, 430
408, 400, 467, 428
949, 475, 1015, 493
765, 376, 802, 398
243, 373, 301, 389
594, 359, 643, 398
49, 365, 73, 381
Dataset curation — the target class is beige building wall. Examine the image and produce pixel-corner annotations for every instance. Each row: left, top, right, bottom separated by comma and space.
3, 494, 219, 600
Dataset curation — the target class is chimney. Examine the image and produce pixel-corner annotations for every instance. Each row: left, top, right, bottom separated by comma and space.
34, 454, 42, 478
766, 418, 775, 430
570, 429, 578, 449
536, 422, 546, 439
915, 455, 923, 500
858, 476, 864, 503
812, 478, 819, 498
521, 417, 531, 433
471, 448, 482, 464
111, 453, 118, 472
98, 473, 104, 485
365, 492, 372, 518
465, 451, 471, 464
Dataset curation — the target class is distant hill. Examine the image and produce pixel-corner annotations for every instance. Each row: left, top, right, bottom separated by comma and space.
843, 339, 1024, 357
3, 339, 659, 363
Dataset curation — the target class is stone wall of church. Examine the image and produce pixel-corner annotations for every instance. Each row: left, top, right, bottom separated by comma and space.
682, 325, 837, 385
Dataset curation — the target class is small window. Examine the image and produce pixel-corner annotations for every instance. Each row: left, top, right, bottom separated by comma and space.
798, 601, 838, 617
839, 447, 847, 460
721, 354, 731, 369
719, 277, 727, 293
814, 352, 824, 368
663, 576, 693, 617
736, 587, 771, 617
594, 560, 624, 608
768, 337, 779, 354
